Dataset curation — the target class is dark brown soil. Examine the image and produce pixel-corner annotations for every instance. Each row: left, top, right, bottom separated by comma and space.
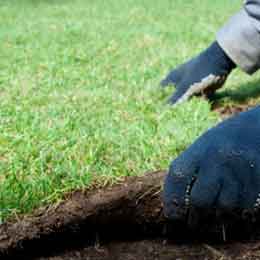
213, 103, 251, 119
35, 239, 260, 260
212, 100, 258, 119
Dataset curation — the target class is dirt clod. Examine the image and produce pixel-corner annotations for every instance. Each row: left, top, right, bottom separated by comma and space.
212, 102, 256, 119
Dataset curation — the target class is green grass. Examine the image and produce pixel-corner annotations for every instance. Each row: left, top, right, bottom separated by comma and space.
0, 0, 258, 222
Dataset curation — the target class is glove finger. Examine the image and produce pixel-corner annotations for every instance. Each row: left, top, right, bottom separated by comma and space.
168, 75, 227, 105
187, 163, 222, 227
190, 164, 222, 209
160, 65, 184, 88
217, 173, 240, 211
168, 83, 188, 105
168, 77, 211, 105
217, 161, 260, 213
163, 153, 200, 220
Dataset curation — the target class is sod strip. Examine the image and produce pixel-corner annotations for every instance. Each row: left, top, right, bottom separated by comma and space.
0, 171, 166, 258
2, 169, 260, 259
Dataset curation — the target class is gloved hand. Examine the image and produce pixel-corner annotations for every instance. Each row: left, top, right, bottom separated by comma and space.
161, 41, 236, 105
163, 106, 260, 224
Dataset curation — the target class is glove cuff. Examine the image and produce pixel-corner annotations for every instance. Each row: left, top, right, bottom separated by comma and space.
205, 41, 236, 74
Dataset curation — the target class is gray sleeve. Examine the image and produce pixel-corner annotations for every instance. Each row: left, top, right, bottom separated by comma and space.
217, 1, 260, 74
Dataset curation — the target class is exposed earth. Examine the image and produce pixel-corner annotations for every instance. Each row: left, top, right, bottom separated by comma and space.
35, 240, 260, 260
2, 103, 260, 260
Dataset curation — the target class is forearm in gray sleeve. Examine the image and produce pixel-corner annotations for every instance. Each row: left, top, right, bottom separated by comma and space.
217, 1, 260, 74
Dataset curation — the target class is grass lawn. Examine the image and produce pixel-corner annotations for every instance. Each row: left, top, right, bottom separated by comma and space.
0, 0, 259, 222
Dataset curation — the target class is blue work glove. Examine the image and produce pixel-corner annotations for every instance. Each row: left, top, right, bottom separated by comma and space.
163, 106, 260, 224
161, 41, 236, 105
